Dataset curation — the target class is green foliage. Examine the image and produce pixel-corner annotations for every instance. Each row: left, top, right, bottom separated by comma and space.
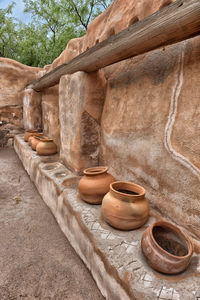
0, 3, 18, 59
0, 0, 112, 67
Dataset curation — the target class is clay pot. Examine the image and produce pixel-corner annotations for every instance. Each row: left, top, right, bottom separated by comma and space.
78, 166, 115, 204
28, 133, 44, 147
141, 221, 193, 274
24, 130, 39, 142
30, 135, 46, 151
101, 181, 149, 230
36, 138, 57, 156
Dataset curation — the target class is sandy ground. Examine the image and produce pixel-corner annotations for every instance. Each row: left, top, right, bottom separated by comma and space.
0, 148, 104, 300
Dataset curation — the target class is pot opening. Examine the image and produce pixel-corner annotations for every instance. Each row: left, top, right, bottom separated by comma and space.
117, 189, 139, 195
153, 226, 188, 256
111, 181, 145, 196
38, 137, 53, 142
84, 166, 108, 175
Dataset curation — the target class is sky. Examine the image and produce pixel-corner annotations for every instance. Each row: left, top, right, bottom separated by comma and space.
0, 0, 31, 23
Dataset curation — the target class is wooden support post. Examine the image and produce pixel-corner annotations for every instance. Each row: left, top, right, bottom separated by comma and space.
28, 0, 200, 91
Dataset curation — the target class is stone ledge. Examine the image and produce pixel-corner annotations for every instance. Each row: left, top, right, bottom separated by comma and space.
14, 134, 200, 300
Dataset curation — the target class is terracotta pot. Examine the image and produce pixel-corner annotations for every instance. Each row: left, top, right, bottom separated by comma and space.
36, 138, 57, 156
141, 221, 193, 274
101, 181, 149, 230
24, 130, 39, 142
78, 166, 115, 204
30, 135, 46, 151
28, 133, 44, 147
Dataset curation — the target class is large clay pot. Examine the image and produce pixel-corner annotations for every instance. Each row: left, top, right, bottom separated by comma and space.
141, 221, 193, 274
24, 130, 39, 142
36, 138, 57, 156
78, 166, 115, 204
101, 181, 149, 230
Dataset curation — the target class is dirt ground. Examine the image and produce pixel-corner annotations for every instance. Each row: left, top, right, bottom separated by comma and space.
0, 147, 104, 300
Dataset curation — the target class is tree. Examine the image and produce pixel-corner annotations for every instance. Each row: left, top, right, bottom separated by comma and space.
60, 0, 112, 31
0, 3, 18, 58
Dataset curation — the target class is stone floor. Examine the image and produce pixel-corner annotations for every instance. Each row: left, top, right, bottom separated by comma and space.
14, 134, 200, 300
0, 147, 104, 300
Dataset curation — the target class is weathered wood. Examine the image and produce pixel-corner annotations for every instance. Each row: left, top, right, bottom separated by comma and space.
28, 0, 200, 91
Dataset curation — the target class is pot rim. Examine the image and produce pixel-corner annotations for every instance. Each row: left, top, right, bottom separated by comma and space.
38, 137, 53, 142
110, 181, 146, 197
29, 133, 44, 138
83, 166, 108, 176
149, 221, 193, 259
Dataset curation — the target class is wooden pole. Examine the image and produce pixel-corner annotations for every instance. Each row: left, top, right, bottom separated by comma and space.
28, 0, 200, 91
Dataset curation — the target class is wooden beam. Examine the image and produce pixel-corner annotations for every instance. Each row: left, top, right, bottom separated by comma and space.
28, 0, 200, 91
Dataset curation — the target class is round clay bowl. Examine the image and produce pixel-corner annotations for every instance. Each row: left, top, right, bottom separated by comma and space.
36, 138, 57, 156
141, 221, 193, 274
78, 166, 115, 204
24, 130, 39, 142
101, 181, 149, 230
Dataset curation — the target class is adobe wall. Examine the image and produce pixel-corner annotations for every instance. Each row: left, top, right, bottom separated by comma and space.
0, 58, 40, 147
100, 35, 200, 242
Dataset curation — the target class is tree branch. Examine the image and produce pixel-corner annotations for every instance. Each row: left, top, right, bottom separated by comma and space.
69, 0, 87, 30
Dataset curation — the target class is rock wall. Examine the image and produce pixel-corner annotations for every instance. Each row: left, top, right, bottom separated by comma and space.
0, 58, 40, 147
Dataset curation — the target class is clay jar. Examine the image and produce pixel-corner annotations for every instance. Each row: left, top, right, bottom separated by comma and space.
78, 166, 115, 204
141, 221, 193, 274
28, 133, 44, 147
24, 130, 39, 142
101, 181, 149, 230
29, 135, 45, 151
36, 138, 57, 156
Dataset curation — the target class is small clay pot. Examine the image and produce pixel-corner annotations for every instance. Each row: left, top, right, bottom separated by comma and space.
30, 135, 46, 151
36, 138, 57, 156
24, 130, 39, 142
141, 221, 193, 274
78, 166, 115, 204
28, 133, 44, 147
101, 181, 149, 230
